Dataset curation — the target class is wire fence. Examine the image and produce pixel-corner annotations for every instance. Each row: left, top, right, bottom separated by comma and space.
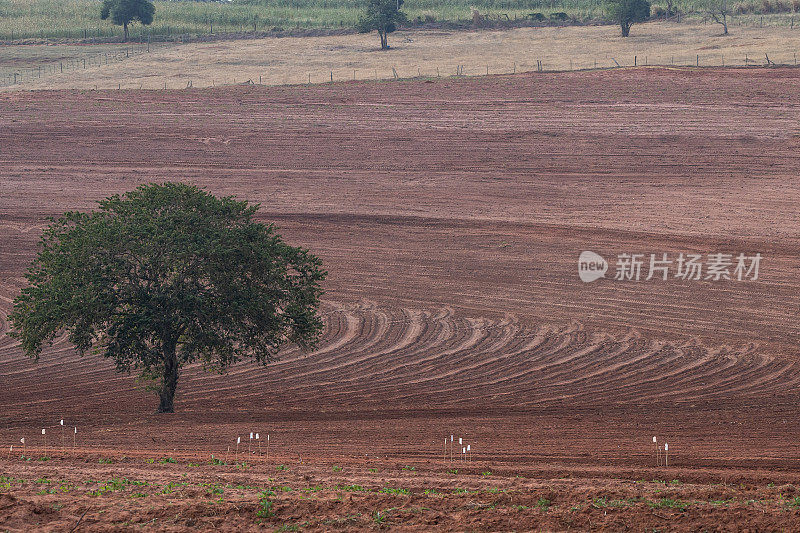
1, 43, 798, 89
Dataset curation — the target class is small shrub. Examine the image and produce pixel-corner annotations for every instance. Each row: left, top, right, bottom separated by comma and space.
98, 458, 113, 464
537, 497, 551, 511
332, 465, 342, 472
528, 12, 546, 21
550, 12, 570, 20
276, 464, 287, 471
256, 491, 274, 518
159, 457, 177, 464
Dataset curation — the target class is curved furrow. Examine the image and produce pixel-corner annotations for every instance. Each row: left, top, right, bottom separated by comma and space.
189, 303, 389, 388
563, 341, 713, 404
600, 345, 739, 403
656, 347, 800, 401
180, 304, 428, 401
266, 311, 478, 402
332, 316, 526, 402
392, 325, 600, 404
640, 347, 772, 401
514, 338, 657, 401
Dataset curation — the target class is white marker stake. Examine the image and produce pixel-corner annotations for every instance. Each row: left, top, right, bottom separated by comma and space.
249, 432, 253, 455
60, 419, 65, 450
467, 444, 471, 463
20, 437, 25, 457
236, 437, 241, 462
73, 427, 77, 448
267, 434, 270, 460
450, 435, 454, 463
665, 443, 669, 467
653, 436, 659, 466
256, 433, 261, 456
42, 429, 46, 456
444, 438, 447, 462
462, 447, 466, 463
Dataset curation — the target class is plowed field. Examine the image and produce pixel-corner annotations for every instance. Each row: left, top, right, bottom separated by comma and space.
1, 67, 800, 530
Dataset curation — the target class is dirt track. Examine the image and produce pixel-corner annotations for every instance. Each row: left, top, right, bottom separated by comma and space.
1, 67, 800, 530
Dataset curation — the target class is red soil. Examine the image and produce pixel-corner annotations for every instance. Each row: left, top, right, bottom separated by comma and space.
1, 67, 799, 530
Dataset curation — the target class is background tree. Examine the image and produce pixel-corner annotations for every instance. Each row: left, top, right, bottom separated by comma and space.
8, 183, 327, 413
607, 0, 650, 36
703, 0, 731, 34
358, 0, 408, 50
100, 0, 155, 41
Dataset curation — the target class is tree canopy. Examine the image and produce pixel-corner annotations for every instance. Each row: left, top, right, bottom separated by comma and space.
607, 0, 650, 36
100, 0, 155, 41
358, 0, 408, 50
8, 183, 327, 413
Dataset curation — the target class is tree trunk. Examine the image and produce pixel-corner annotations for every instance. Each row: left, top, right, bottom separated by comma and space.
722, 16, 728, 34
157, 339, 179, 413
621, 21, 631, 37
380, 29, 388, 49
123, 22, 129, 42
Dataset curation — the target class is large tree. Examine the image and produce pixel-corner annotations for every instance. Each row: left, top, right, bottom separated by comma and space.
100, 0, 155, 41
8, 183, 326, 413
358, 0, 408, 50
607, 0, 650, 36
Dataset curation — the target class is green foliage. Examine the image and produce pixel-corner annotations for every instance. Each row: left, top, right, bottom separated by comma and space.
159, 457, 177, 464
537, 497, 551, 510
606, 0, 650, 35
256, 490, 274, 518
8, 183, 326, 413
648, 498, 689, 510
380, 487, 409, 495
276, 464, 288, 471
100, 0, 154, 40
357, 0, 408, 49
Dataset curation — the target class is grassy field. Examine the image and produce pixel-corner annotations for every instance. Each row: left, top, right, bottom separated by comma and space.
2, 21, 798, 89
0, 0, 797, 41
